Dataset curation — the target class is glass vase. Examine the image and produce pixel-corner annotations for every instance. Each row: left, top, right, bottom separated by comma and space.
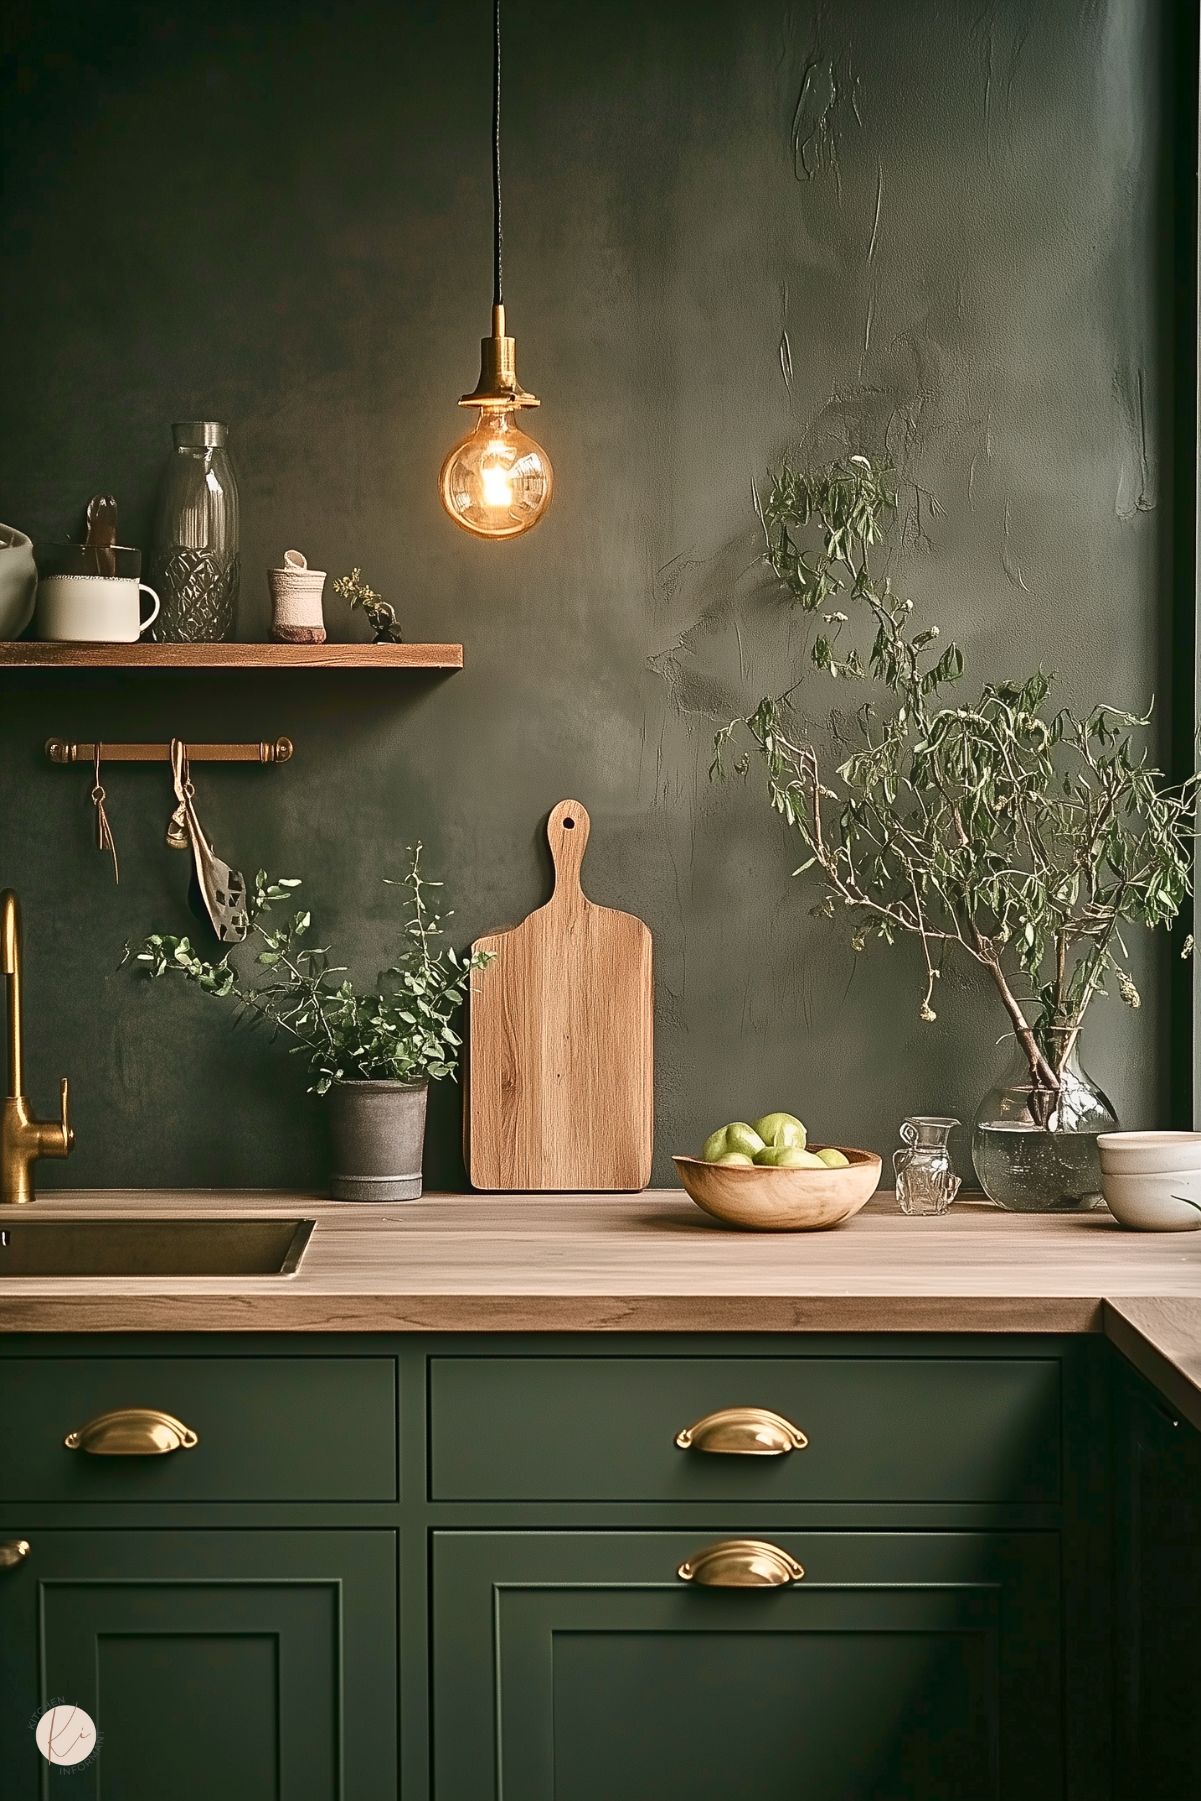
150, 421, 240, 642
972, 1032, 1117, 1212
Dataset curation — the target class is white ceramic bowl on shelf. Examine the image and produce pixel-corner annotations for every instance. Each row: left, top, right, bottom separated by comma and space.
1098, 1132, 1201, 1230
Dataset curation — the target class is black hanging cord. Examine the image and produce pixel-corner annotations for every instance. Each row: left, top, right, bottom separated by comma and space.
492, 0, 503, 308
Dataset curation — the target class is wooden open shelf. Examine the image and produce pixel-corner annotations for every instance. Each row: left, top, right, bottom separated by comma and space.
0, 641, 464, 670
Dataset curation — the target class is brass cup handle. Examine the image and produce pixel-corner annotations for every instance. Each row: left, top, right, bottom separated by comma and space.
65, 1408, 198, 1456
678, 1539, 804, 1588
675, 1406, 807, 1455
0, 1539, 30, 1570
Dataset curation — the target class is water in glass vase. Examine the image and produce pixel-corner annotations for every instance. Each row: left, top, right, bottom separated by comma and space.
972, 1034, 1117, 1212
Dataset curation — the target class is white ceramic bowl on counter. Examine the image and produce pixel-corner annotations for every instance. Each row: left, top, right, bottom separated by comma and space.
1098, 1132, 1201, 1231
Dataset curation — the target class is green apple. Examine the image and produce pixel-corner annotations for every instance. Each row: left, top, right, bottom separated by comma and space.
713, 1151, 755, 1167
752, 1111, 807, 1150
701, 1122, 766, 1163
816, 1147, 850, 1168
755, 1144, 824, 1168
726, 1121, 768, 1157
776, 1147, 826, 1168
701, 1127, 726, 1163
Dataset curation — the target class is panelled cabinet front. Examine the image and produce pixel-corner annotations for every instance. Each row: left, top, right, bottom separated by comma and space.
0, 1528, 397, 1799
430, 1343, 1080, 1801
0, 1343, 400, 1799
432, 1529, 1061, 1801
0, 1333, 1106, 1801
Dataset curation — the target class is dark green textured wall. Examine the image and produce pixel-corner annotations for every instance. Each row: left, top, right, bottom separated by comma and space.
0, 0, 1194, 1191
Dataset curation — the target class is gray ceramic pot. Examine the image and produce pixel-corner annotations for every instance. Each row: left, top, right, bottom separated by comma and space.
327, 1079, 428, 1202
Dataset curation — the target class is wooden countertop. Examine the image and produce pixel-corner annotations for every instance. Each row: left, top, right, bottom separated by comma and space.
2, 1189, 1200, 1339
5, 1188, 1198, 1422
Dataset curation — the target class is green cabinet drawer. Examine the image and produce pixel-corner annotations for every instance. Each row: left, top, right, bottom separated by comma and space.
433, 1529, 1062, 1800
0, 1527, 397, 1798
430, 1354, 1061, 1503
0, 1355, 397, 1502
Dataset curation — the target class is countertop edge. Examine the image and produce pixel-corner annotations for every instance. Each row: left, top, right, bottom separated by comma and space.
1102, 1298, 1201, 1433
0, 1292, 1108, 1334
7, 1293, 1198, 1435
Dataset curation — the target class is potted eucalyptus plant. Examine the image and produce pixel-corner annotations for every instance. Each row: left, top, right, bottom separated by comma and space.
130, 845, 493, 1200
715, 453, 1198, 1212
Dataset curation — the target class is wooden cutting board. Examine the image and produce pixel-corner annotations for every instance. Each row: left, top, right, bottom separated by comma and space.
466, 800, 653, 1191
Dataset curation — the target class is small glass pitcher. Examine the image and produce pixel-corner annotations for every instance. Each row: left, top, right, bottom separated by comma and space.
894, 1116, 961, 1216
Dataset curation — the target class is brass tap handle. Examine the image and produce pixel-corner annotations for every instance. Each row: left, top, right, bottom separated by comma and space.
0, 1539, 30, 1570
677, 1539, 805, 1588
675, 1407, 807, 1455
48, 1078, 73, 1156
65, 1408, 198, 1456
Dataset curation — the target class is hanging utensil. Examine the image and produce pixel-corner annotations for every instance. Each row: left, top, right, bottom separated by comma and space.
90, 744, 119, 884
165, 741, 190, 851
168, 738, 249, 943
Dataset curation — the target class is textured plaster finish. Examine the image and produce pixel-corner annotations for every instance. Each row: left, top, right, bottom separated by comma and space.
0, 0, 1190, 1189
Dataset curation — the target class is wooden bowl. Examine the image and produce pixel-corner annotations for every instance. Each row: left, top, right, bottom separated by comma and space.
672, 1146, 882, 1231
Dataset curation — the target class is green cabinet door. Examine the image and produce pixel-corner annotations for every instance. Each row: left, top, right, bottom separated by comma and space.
433, 1530, 1062, 1801
0, 1528, 397, 1800
1114, 1376, 1201, 1799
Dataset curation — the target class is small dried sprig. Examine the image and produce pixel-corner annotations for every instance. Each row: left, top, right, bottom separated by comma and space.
332, 567, 402, 643
129, 846, 493, 1094
717, 453, 1199, 1121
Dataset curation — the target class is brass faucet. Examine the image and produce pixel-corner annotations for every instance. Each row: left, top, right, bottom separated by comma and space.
2, 890, 73, 1204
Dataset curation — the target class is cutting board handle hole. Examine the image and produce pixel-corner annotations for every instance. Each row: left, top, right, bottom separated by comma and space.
563, 816, 576, 829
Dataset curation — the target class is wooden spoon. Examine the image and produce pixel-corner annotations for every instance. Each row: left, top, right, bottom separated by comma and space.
84, 494, 118, 577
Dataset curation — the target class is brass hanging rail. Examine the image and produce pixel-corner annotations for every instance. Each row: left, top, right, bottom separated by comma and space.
45, 738, 294, 765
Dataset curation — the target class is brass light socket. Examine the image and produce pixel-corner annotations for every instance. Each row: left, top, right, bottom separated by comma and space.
458, 304, 540, 409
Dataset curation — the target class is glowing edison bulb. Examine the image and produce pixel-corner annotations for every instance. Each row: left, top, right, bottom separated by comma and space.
439, 405, 553, 540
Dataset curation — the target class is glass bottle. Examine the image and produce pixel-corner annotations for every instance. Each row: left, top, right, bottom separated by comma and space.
972, 1031, 1116, 1212
150, 421, 240, 642
894, 1116, 961, 1216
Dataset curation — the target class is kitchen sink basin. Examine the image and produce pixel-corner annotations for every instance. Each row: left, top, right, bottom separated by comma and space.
0, 1217, 315, 1277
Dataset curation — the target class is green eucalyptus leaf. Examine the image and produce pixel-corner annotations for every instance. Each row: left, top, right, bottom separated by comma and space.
712, 448, 1199, 1084
126, 844, 479, 1087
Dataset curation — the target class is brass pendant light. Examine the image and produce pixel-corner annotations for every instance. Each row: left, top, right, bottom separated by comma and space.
439, 0, 553, 539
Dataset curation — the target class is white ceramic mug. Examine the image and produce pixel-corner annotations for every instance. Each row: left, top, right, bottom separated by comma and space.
35, 573, 161, 643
